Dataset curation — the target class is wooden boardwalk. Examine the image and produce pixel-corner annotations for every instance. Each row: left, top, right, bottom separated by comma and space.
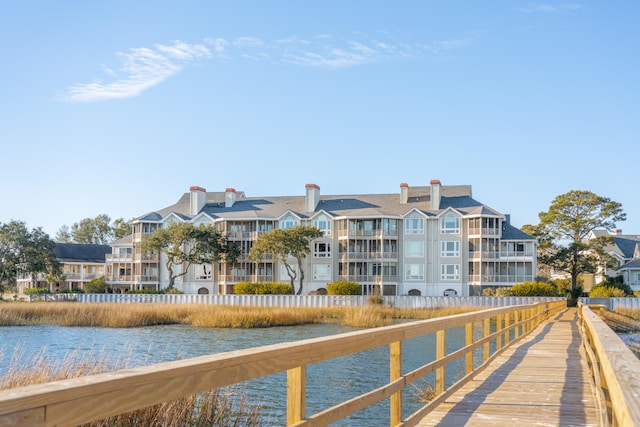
417, 308, 601, 427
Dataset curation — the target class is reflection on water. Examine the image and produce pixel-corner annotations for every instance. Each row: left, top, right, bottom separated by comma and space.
619, 332, 640, 359
1, 323, 468, 426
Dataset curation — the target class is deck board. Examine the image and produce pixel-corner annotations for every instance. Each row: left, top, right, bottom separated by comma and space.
416, 308, 600, 426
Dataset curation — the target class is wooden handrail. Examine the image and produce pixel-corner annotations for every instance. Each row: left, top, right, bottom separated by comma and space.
0, 300, 566, 427
579, 304, 640, 427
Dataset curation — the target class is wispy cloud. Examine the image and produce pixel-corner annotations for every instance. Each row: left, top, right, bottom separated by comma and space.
63, 41, 210, 102
516, 3, 581, 13
63, 33, 469, 102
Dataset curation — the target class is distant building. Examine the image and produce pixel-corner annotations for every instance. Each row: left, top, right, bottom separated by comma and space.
591, 229, 640, 291
16, 243, 111, 293
105, 180, 537, 296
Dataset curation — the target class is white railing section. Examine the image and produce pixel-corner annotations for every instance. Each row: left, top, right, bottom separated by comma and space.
65, 294, 563, 308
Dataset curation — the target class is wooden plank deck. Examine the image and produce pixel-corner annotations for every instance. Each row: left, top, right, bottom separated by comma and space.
416, 308, 601, 427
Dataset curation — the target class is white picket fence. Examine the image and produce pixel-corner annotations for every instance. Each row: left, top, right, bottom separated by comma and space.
582, 297, 640, 311
70, 293, 564, 308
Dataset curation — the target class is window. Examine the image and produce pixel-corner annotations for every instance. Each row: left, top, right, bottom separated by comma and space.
405, 213, 424, 235
280, 214, 298, 229
404, 264, 424, 281
441, 241, 460, 257
118, 247, 132, 256
441, 213, 460, 234
314, 242, 331, 258
441, 264, 460, 280
313, 214, 332, 236
405, 241, 424, 257
197, 265, 211, 280
313, 264, 331, 280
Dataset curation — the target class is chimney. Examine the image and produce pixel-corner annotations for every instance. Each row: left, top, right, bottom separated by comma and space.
305, 183, 320, 213
225, 188, 237, 208
400, 183, 409, 204
612, 229, 623, 236
190, 186, 207, 215
430, 179, 442, 210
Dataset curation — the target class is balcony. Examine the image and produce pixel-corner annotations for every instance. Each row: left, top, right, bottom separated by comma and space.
337, 230, 398, 238
134, 254, 159, 262
339, 252, 398, 260
469, 250, 534, 260
468, 227, 500, 236
133, 275, 159, 283
338, 275, 398, 283
218, 274, 274, 283
106, 254, 133, 262
468, 274, 534, 284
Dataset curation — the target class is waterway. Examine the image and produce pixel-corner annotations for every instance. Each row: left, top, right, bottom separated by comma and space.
0, 323, 468, 426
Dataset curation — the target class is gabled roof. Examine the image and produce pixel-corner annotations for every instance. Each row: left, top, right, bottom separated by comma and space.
593, 230, 640, 260
618, 258, 640, 271
54, 243, 111, 263
111, 234, 133, 246
132, 184, 519, 231
502, 223, 535, 240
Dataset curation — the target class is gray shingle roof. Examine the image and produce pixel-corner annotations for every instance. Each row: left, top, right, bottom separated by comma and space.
54, 243, 111, 263
619, 258, 640, 270
137, 184, 506, 221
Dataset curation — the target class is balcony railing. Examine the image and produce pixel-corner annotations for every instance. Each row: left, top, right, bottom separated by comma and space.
468, 227, 500, 236
338, 275, 398, 283
219, 274, 274, 283
339, 252, 398, 260
469, 274, 533, 283
133, 275, 159, 283
106, 254, 133, 262
469, 250, 534, 259
134, 254, 159, 262
337, 230, 398, 238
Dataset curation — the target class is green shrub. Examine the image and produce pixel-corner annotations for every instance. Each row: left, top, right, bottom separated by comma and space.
511, 281, 561, 297
234, 282, 293, 295
327, 281, 361, 295
593, 277, 633, 296
23, 287, 50, 295
589, 285, 627, 298
85, 277, 107, 294
495, 287, 514, 297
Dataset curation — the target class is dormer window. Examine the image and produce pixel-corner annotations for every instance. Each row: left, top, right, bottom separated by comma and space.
313, 214, 331, 236
281, 214, 298, 229
441, 213, 460, 234
405, 212, 424, 235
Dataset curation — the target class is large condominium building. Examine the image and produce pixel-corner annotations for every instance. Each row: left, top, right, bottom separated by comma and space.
105, 180, 537, 296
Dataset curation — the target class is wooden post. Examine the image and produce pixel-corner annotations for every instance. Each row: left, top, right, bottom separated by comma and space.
390, 341, 402, 426
483, 318, 490, 362
504, 312, 511, 346
465, 322, 473, 375
496, 314, 503, 351
287, 366, 306, 425
436, 329, 446, 395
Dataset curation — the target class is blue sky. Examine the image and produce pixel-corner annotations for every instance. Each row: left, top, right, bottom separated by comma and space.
1, 1, 638, 237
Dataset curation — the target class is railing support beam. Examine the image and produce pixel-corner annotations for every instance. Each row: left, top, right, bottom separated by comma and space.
390, 341, 402, 426
287, 366, 306, 425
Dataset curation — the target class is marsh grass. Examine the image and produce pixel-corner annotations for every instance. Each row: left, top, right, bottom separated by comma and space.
617, 308, 640, 321
0, 302, 478, 329
0, 347, 265, 426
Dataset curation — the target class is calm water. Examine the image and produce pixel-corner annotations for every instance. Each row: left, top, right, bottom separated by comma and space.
0, 323, 469, 426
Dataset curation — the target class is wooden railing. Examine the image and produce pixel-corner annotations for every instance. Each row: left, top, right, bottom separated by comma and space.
579, 304, 640, 427
0, 300, 565, 427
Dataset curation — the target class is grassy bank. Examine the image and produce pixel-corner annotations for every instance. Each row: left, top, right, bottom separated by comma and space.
0, 302, 477, 328
0, 349, 265, 426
